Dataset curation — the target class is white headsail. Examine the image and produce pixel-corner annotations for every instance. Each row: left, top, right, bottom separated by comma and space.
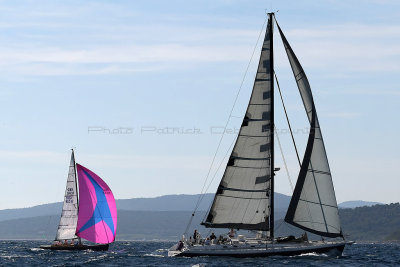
55, 150, 79, 240
277, 22, 342, 238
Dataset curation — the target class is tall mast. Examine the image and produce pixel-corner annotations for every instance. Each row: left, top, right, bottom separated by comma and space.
268, 12, 275, 240
71, 148, 81, 243
71, 149, 79, 205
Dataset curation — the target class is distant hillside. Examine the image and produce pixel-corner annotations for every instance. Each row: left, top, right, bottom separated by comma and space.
116, 194, 214, 212
0, 193, 291, 222
0, 203, 398, 241
338, 200, 382, 209
277, 203, 400, 241
339, 203, 400, 241
0, 203, 62, 222
387, 230, 400, 241
0, 194, 215, 222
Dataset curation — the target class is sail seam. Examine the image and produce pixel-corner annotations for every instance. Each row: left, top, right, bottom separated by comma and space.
308, 159, 330, 233
239, 134, 269, 138
231, 156, 270, 160
294, 220, 341, 232
218, 195, 269, 200
307, 169, 331, 175
243, 118, 271, 122
299, 199, 338, 208
219, 186, 268, 193
228, 166, 268, 169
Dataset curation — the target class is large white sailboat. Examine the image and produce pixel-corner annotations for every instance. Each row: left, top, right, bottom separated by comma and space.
169, 13, 351, 257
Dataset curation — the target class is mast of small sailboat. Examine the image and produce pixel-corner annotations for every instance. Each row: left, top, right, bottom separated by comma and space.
71, 149, 82, 245
268, 12, 275, 240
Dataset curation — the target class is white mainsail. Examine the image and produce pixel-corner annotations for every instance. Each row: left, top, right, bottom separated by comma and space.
55, 150, 79, 240
202, 18, 273, 231
277, 23, 342, 238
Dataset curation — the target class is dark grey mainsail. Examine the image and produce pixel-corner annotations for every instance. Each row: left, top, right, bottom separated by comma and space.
202, 18, 273, 231
277, 23, 342, 238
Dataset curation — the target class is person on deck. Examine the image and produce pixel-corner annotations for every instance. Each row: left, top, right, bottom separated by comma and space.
210, 232, 217, 242
193, 229, 199, 244
177, 240, 184, 251
228, 228, 236, 238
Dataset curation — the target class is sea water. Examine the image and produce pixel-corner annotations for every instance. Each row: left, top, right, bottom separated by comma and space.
0, 240, 399, 266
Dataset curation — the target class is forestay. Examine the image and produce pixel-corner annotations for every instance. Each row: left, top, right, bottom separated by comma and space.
202, 18, 273, 231
56, 151, 79, 241
277, 22, 342, 238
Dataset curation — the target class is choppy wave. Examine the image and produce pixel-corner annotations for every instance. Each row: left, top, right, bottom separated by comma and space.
0, 241, 398, 266
297, 252, 327, 257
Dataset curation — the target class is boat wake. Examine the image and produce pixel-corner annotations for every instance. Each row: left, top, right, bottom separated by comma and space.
144, 253, 165, 258
297, 252, 328, 257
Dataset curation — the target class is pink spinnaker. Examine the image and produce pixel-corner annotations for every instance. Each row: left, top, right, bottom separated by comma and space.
75, 164, 117, 244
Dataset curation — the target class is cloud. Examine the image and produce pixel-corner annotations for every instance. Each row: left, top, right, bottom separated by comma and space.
323, 112, 362, 119
276, 24, 400, 72
0, 150, 214, 171
0, 44, 251, 64
341, 89, 400, 96
0, 17, 399, 76
0, 150, 65, 164
0, 42, 255, 76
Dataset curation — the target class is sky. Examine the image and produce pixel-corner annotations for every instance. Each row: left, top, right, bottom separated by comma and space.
0, 0, 399, 209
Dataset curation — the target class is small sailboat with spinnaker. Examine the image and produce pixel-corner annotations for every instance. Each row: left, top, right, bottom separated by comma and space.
169, 13, 352, 257
40, 149, 117, 251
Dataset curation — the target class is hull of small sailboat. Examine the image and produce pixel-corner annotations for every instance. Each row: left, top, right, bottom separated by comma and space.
169, 241, 347, 258
40, 243, 109, 251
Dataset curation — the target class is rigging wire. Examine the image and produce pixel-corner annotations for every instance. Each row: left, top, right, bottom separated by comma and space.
274, 125, 295, 234
274, 125, 294, 192
275, 70, 315, 233
200, 137, 236, 222
184, 137, 235, 235
183, 15, 269, 236
274, 71, 301, 166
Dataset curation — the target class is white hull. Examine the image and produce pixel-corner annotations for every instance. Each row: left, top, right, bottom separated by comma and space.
168, 240, 348, 257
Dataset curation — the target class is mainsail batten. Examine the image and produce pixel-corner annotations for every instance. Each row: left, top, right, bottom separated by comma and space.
202, 17, 273, 231
55, 151, 79, 241
276, 22, 342, 238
